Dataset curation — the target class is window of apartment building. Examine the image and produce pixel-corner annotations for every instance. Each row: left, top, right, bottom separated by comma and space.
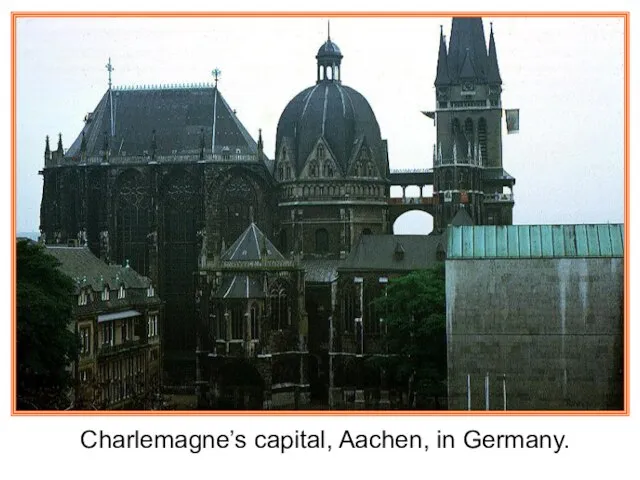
101, 286, 110, 301
118, 285, 126, 299
147, 314, 158, 338
79, 327, 91, 355
121, 319, 132, 343
101, 322, 115, 346
78, 289, 88, 306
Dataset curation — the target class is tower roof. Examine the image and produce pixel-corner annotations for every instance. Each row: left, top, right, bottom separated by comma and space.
487, 24, 502, 84
447, 17, 488, 83
434, 27, 451, 86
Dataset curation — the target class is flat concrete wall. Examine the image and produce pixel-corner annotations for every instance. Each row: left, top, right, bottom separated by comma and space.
446, 257, 623, 410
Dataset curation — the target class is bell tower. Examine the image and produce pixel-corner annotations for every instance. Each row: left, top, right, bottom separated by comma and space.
430, 18, 516, 229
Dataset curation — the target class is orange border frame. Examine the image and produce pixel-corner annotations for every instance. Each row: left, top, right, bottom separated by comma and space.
10, 10, 630, 416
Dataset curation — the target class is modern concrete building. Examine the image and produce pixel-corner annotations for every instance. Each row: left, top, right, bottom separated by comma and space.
445, 224, 624, 410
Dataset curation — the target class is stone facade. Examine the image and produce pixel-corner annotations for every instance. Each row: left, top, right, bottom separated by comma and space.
445, 226, 624, 411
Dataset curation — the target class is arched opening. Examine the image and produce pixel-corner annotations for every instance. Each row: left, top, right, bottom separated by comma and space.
392, 211, 434, 235
269, 280, 289, 330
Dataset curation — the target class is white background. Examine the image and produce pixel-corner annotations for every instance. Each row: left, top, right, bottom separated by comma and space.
2, 0, 638, 478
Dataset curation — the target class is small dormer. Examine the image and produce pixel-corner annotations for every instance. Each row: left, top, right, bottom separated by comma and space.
101, 286, 110, 301
147, 284, 155, 298
118, 284, 126, 300
78, 288, 89, 306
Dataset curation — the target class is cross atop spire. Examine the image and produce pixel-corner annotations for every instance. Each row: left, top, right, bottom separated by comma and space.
105, 57, 114, 89
212, 68, 221, 87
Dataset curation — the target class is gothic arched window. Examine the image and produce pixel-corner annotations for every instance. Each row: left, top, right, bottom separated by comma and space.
269, 281, 289, 330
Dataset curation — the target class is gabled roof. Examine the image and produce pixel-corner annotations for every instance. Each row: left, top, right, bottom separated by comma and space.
65, 85, 269, 165
340, 234, 446, 272
45, 246, 151, 292
221, 223, 285, 262
447, 224, 624, 259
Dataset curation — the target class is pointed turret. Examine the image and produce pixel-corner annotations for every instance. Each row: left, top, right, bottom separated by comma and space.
487, 23, 502, 85
44, 135, 51, 160
257, 128, 263, 152
57, 133, 64, 153
434, 25, 450, 86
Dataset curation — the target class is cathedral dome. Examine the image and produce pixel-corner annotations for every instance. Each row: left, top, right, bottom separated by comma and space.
275, 35, 385, 175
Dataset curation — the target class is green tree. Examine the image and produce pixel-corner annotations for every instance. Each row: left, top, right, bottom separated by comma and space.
371, 264, 447, 409
17, 240, 78, 410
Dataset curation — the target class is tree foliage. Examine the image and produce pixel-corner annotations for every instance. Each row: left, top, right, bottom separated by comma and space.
17, 240, 78, 410
371, 264, 447, 407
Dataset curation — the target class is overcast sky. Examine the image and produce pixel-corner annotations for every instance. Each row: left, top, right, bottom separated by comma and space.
15, 15, 624, 234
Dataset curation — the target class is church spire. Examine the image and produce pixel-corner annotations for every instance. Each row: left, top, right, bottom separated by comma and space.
434, 25, 450, 86
57, 133, 63, 153
448, 17, 488, 82
487, 22, 502, 85
44, 135, 50, 160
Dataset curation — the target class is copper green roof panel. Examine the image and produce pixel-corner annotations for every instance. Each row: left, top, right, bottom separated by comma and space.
610, 224, 624, 255
529, 225, 542, 257
484, 225, 497, 257
597, 224, 613, 256
496, 226, 509, 257
552, 225, 566, 256
473, 226, 485, 257
447, 224, 624, 259
450, 225, 463, 258
563, 225, 578, 256
518, 226, 531, 257
540, 225, 554, 257
462, 226, 474, 257
574, 224, 588, 256
507, 226, 519, 257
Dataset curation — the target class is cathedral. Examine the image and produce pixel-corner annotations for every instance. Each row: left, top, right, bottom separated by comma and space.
39, 17, 516, 409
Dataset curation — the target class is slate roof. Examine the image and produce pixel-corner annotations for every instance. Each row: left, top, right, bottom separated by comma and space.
447, 17, 488, 83
65, 85, 269, 165
301, 259, 343, 283
435, 17, 502, 86
276, 81, 384, 176
45, 246, 151, 293
447, 224, 624, 259
450, 208, 474, 226
213, 274, 265, 299
221, 223, 285, 262
340, 234, 446, 272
